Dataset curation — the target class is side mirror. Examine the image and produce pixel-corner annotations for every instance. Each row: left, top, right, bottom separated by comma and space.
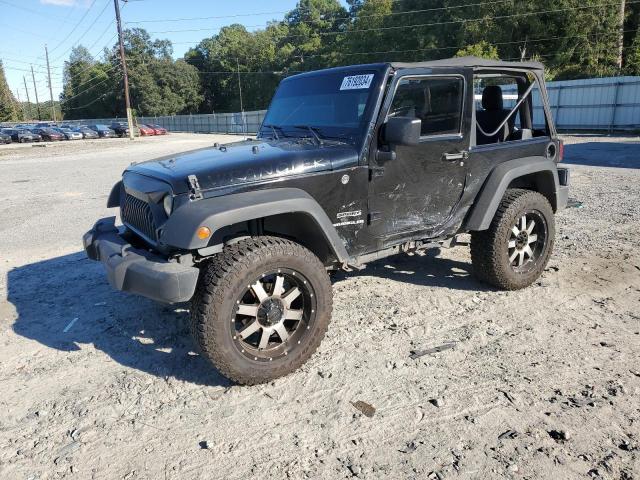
383, 116, 421, 146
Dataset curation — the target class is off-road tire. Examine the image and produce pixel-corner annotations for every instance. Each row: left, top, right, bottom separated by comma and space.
470, 188, 555, 290
190, 236, 333, 385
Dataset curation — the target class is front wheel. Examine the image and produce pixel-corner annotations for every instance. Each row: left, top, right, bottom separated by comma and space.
190, 236, 333, 385
470, 188, 555, 290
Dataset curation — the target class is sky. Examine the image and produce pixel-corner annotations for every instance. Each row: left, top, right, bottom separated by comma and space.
0, 0, 339, 100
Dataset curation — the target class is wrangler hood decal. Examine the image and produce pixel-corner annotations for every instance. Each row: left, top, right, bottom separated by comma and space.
127, 139, 358, 194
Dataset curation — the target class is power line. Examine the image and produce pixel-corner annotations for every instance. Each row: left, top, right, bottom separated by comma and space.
52, 0, 114, 63
64, 92, 110, 110
125, 0, 510, 25
181, 28, 637, 67
164, 1, 635, 43
48, 0, 99, 54
57, 4, 124, 80
87, 22, 118, 52
60, 70, 118, 105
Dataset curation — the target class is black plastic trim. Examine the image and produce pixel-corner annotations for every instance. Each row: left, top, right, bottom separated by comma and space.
465, 157, 561, 231
159, 188, 351, 263
83, 217, 199, 304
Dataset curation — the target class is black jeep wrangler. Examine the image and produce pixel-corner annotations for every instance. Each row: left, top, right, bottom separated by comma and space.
84, 57, 569, 385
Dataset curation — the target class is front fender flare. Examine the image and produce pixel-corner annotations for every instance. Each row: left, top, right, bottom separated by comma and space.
107, 180, 123, 208
465, 157, 560, 231
160, 188, 350, 263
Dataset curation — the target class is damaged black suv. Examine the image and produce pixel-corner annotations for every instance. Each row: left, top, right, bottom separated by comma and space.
84, 57, 569, 385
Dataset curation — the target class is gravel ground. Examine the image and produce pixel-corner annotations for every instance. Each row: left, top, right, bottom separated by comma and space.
0, 134, 638, 480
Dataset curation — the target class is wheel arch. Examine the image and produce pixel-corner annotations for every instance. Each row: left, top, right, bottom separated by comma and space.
464, 157, 560, 231
160, 188, 350, 265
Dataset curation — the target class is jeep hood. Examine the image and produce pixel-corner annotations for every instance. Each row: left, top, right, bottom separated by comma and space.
126, 139, 358, 194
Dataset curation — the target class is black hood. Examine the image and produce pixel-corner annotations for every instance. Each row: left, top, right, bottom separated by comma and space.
127, 139, 359, 194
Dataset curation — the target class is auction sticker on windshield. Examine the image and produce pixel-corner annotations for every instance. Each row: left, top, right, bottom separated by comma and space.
340, 74, 374, 90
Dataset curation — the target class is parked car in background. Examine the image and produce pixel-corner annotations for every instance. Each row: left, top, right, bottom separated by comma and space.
138, 124, 156, 136
30, 127, 64, 141
72, 126, 99, 139
109, 122, 129, 137
54, 127, 83, 140
147, 124, 167, 135
28, 131, 43, 142
0, 131, 11, 144
1, 128, 37, 143
110, 121, 140, 137
87, 125, 116, 138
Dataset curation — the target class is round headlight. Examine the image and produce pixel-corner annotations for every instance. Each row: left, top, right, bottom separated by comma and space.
163, 195, 173, 217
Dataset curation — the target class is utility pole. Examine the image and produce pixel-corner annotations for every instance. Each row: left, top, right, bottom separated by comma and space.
30, 65, 42, 121
23, 76, 33, 121
114, 0, 134, 140
15, 89, 28, 121
617, 0, 626, 70
45, 45, 57, 122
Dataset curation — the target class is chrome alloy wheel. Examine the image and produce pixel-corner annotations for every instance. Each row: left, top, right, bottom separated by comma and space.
508, 210, 548, 272
232, 269, 316, 361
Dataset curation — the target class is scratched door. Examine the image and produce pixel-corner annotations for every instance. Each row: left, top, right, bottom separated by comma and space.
368, 74, 469, 245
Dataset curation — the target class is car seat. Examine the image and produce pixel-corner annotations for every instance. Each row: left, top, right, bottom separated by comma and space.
476, 85, 515, 144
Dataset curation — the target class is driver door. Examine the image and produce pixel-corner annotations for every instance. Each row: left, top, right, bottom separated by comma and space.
368, 69, 471, 246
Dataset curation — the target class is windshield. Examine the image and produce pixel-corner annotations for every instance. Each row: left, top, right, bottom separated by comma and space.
260, 69, 382, 144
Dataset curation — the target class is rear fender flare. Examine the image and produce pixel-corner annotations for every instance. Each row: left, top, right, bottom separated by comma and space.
160, 188, 350, 263
465, 157, 560, 231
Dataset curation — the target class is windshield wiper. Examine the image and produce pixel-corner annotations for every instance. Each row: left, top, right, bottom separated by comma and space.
292, 125, 324, 146
261, 124, 284, 140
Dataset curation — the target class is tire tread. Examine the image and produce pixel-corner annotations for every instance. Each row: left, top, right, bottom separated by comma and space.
470, 188, 554, 290
190, 236, 332, 385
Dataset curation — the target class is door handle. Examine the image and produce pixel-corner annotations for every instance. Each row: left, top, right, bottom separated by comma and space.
443, 151, 468, 162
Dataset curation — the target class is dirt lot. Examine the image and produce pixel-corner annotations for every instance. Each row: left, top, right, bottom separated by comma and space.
0, 134, 638, 480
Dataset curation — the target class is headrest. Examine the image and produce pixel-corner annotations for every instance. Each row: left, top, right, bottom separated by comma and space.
482, 85, 504, 111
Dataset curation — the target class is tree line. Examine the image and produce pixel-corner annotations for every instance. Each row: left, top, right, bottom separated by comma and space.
1, 0, 640, 121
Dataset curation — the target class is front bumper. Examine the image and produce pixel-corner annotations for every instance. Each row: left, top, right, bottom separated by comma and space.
83, 217, 199, 303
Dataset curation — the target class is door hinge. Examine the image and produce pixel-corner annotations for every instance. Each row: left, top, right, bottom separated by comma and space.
368, 211, 382, 224
187, 174, 203, 201
442, 151, 469, 162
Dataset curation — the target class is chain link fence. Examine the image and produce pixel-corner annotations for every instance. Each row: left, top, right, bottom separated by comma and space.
3, 76, 639, 132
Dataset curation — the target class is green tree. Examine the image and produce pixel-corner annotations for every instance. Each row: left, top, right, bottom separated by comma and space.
61, 46, 116, 119
455, 41, 499, 60
114, 29, 202, 116
62, 30, 202, 119
342, 0, 394, 64
186, 23, 286, 113
281, 0, 348, 70
0, 61, 19, 122
624, 31, 640, 74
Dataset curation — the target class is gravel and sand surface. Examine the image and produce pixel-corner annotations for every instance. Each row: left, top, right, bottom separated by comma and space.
0, 133, 638, 479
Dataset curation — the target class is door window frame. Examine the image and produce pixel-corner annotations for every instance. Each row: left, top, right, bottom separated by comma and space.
385, 73, 467, 142
470, 68, 554, 150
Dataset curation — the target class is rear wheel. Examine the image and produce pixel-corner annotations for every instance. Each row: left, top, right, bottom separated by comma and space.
191, 236, 333, 385
471, 188, 555, 290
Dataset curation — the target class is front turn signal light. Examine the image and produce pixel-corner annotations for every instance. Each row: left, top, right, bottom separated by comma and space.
197, 226, 211, 240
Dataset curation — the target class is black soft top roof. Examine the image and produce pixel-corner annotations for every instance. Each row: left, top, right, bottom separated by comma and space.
391, 56, 544, 71
285, 56, 543, 83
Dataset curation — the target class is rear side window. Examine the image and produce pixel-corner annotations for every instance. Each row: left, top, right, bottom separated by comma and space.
389, 76, 464, 137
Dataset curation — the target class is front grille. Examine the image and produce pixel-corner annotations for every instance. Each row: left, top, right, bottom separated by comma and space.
121, 194, 157, 242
